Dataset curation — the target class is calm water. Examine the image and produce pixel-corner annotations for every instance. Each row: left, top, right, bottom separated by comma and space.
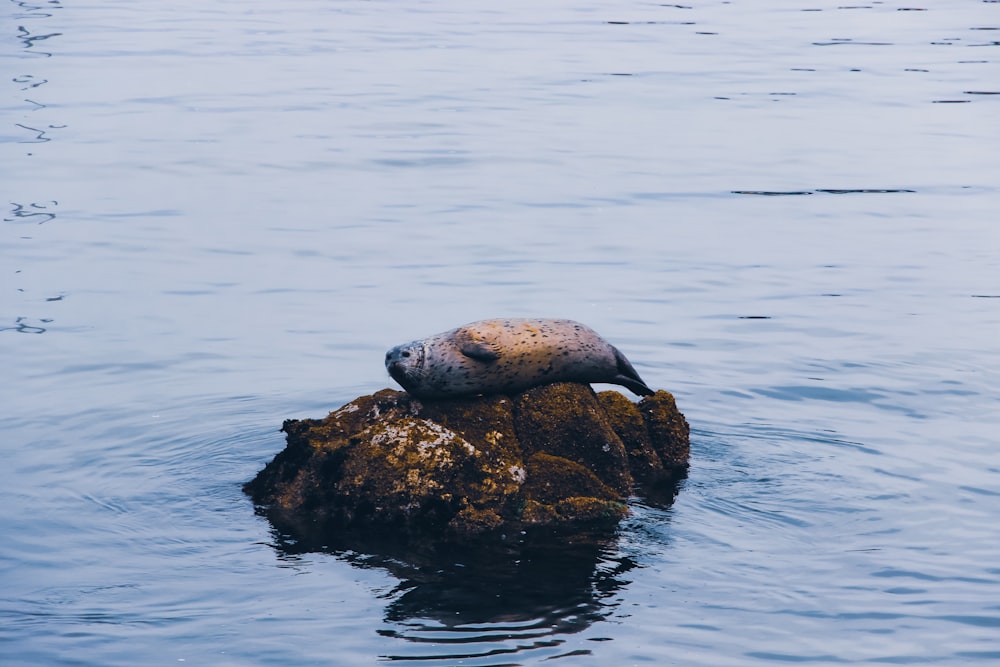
3, 0, 999, 664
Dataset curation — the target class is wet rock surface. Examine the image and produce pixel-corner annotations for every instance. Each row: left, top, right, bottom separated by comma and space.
244, 382, 689, 542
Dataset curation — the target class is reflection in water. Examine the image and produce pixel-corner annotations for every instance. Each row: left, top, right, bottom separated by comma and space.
11, 0, 62, 21
14, 24, 61, 55
0, 316, 49, 334
5, 201, 58, 224
13, 122, 64, 143
373, 537, 632, 663
6, 0, 62, 340
732, 188, 916, 196
12, 74, 48, 90
261, 485, 680, 664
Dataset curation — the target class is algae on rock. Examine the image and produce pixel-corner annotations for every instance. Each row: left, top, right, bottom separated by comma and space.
245, 382, 689, 541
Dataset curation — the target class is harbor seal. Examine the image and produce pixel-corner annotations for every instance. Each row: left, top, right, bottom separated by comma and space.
385, 318, 654, 399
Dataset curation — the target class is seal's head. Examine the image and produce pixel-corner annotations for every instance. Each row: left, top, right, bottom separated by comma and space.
385, 341, 426, 393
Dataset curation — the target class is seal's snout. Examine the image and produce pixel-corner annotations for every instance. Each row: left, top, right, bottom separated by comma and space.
385, 343, 420, 385
385, 345, 411, 367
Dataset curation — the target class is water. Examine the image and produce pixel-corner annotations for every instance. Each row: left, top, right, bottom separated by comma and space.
3, 0, 999, 664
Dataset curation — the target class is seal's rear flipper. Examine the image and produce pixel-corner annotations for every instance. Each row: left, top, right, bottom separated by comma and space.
613, 375, 655, 396
612, 346, 655, 396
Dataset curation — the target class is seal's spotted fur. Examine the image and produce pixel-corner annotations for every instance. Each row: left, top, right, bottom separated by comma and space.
386, 318, 653, 399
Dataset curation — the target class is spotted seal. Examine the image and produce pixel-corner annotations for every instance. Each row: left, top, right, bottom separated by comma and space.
385, 318, 654, 399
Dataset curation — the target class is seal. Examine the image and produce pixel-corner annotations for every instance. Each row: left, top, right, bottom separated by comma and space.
385, 318, 654, 399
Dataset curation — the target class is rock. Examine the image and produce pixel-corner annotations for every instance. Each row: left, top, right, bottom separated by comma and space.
515, 383, 633, 495
244, 383, 689, 541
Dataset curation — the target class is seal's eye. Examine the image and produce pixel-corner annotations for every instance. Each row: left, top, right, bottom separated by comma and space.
401, 351, 411, 358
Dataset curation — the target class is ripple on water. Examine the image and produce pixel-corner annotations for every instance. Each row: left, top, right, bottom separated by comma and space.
260, 522, 638, 665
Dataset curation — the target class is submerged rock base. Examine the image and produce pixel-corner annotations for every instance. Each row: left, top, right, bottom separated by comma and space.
244, 383, 689, 540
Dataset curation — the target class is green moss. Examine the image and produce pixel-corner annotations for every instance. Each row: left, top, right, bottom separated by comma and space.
596, 390, 665, 483
639, 391, 691, 471
245, 383, 690, 541
515, 452, 628, 526
447, 505, 505, 535
555, 497, 628, 522
522, 452, 619, 505
514, 383, 632, 495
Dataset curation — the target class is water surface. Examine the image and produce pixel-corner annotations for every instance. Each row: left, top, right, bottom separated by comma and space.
3, 1, 999, 665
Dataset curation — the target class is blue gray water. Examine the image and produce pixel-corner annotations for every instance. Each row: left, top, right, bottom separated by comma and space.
3, 1, 999, 664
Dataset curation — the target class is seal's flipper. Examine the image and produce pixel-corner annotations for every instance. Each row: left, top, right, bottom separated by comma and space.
612, 375, 655, 396
454, 327, 501, 362
612, 346, 654, 396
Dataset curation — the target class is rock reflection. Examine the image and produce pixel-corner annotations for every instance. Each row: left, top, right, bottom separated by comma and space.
11, 0, 62, 21
0, 317, 49, 334
259, 494, 680, 664
6, 201, 58, 224
14, 25, 62, 56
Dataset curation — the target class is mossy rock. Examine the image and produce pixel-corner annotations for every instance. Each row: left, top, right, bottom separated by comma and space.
639, 390, 690, 469
245, 382, 689, 541
597, 389, 689, 486
514, 383, 632, 495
